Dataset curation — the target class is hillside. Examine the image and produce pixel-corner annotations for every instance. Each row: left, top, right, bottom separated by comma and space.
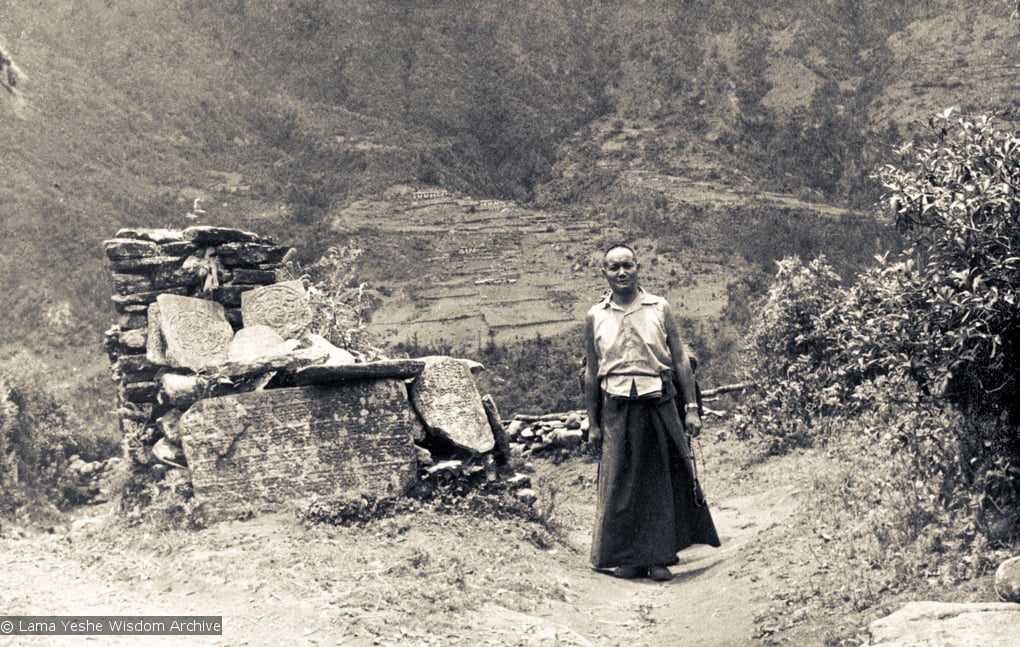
0, 0, 1017, 380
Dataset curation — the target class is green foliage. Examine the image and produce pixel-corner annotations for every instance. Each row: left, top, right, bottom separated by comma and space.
742, 114, 1020, 538
879, 112, 1020, 417
302, 243, 383, 355
0, 355, 120, 516
392, 330, 586, 416
738, 256, 846, 451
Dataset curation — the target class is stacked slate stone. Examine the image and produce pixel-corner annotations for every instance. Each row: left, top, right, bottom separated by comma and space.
102, 226, 293, 476
505, 411, 588, 456
100, 226, 533, 523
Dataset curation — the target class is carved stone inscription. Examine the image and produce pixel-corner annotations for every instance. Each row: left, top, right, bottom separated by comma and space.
409, 356, 495, 454
241, 280, 312, 339
156, 294, 234, 370
180, 382, 421, 520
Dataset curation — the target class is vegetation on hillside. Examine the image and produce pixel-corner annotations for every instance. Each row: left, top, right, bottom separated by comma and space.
737, 112, 1020, 641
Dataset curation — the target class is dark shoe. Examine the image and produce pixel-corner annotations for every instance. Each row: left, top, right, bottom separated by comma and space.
665, 554, 680, 566
648, 565, 673, 582
612, 566, 646, 579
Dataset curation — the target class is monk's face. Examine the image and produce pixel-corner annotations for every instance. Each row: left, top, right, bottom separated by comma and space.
602, 247, 639, 294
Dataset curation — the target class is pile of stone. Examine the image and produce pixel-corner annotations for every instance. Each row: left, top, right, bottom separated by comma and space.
64, 455, 123, 505
101, 226, 522, 523
103, 226, 299, 475
505, 411, 588, 456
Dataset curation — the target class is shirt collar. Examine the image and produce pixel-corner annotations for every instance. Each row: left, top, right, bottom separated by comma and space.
598, 289, 662, 310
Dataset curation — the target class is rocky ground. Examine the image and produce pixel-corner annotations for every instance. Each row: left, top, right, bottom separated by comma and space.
0, 425, 1006, 647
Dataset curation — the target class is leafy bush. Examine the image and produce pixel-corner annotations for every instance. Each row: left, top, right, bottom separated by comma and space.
741, 111, 1020, 538
301, 243, 384, 355
0, 355, 120, 516
737, 255, 845, 451
879, 111, 1020, 420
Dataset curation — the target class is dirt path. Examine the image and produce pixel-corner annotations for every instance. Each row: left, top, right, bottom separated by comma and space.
0, 452, 803, 647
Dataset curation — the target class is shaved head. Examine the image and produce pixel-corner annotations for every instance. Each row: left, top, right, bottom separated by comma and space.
603, 244, 638, 265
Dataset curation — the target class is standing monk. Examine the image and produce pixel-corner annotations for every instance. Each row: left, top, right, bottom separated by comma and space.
584, 244, 720, 581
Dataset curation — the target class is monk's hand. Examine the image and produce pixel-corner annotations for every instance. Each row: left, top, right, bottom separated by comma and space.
685, 411, 702, 438
588, 422, 603, 451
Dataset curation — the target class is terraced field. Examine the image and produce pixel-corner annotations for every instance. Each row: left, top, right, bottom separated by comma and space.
340, 179, 834, 351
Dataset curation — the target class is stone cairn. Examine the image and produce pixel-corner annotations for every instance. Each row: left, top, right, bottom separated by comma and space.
505, 411, 588, 457
103, 226, 294, 481
102, 226, 530, 523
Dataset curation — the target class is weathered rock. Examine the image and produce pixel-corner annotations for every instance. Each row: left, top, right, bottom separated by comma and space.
216, 242, 292, 268
481, 394, 511, 464
420, 355, 485, 375
179, 383, 422, 521
117, 312, 148, 330
110, 273, 154, 296
240, 280, 311, 339
183, 225, 269, 246
109, 255, 185, 272
146, 303, 168, 365
867, 601, 1020, 646
152, 437, 186, 468
505, 419, 523, 440
152, 263, 203, 291
210, 285, 251, 308
156, 408, 184, 444
120, 327, 147, 351
303, 334, 357, 367
156, 294, 234, 370
409, 356, 494, 454
115, 227, 186, 243
116, 401, 152, 423
229, 268, 278, 285
295, 359, 425, 385
547, 428, 584, 449
112, 287, 188, 306
120, 381, 159, 404
415, 444, 435, 467
996, 556, 1020, 602
211, 345, 329, 379
114, 354, 159, 382
227, 325, 287, 363
103, 238, 161, 260
158, 373, 205, 407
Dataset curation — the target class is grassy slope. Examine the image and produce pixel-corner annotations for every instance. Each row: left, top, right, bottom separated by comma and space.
0, 0, 1016, 401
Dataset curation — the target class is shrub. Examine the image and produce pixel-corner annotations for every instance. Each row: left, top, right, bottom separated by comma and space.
0, 355, 119, 516
737, 255, 844, 451
879, 111, 1020, 422
302, 243, 384, 355
741, 111, 1020, 537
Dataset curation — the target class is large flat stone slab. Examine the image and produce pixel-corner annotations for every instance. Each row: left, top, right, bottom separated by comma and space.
866, 601, 1020, 646
295, 359, 425, 385
156, 294, 234, 370
409, 356, 494, 454
180, 383, 422, 521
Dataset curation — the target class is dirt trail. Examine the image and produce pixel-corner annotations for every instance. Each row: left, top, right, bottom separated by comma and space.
0, 453, 802, 647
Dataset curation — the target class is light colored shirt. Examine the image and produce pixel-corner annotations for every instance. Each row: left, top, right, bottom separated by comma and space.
589, 290, 672, 398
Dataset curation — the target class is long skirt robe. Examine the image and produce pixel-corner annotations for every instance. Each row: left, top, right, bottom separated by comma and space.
590, 382, 721, 569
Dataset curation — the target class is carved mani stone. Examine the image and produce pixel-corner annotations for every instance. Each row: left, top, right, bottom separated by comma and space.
409, 356, 495, 454
156, 294, 234, 370
179, 383, 422, 521
240, 280, 312, 339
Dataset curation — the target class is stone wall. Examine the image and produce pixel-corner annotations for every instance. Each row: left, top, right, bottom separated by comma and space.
103, 226, 295, 482
101, 226, 515, 522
